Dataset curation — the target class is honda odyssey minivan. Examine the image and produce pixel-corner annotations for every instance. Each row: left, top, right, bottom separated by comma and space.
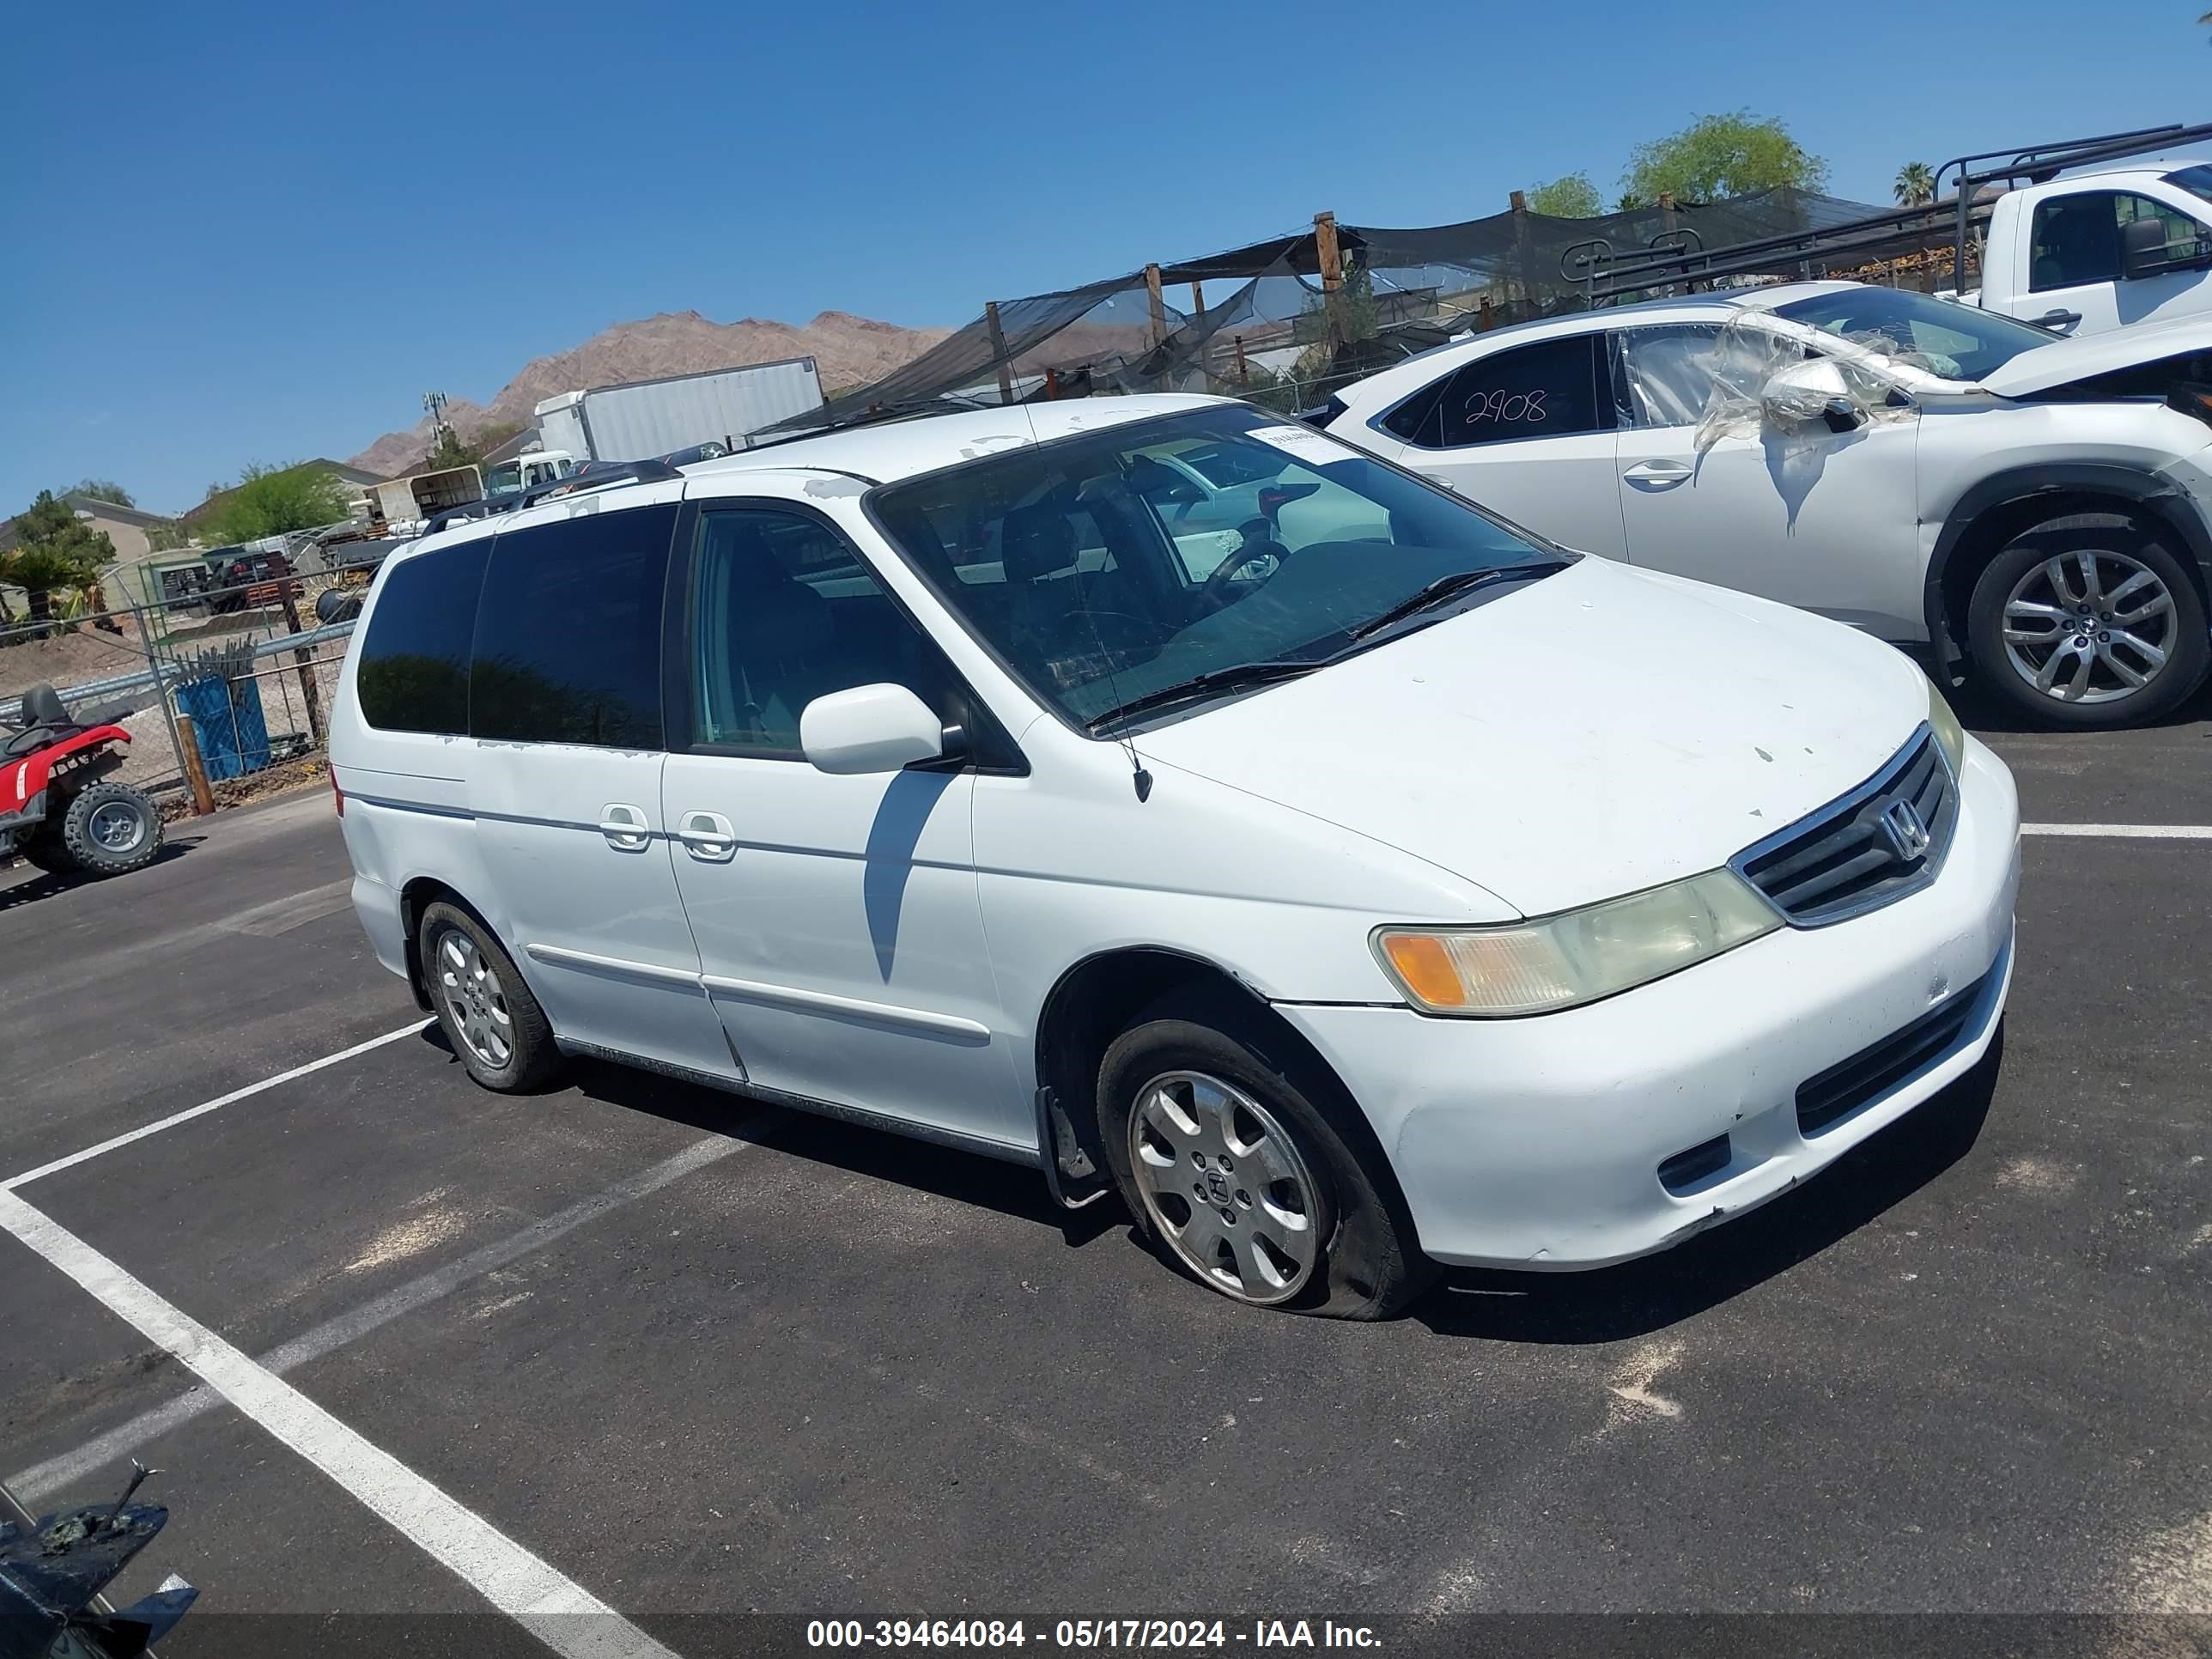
331, 394, 2021, 1318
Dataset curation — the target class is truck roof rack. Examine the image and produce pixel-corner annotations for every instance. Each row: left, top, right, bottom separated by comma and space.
1565, 120, 2212, 306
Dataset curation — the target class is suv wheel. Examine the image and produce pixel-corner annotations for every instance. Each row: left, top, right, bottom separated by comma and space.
1095, 988, 1434, 1319
417, 901, 565, 1091
1966, 512, 2209, 728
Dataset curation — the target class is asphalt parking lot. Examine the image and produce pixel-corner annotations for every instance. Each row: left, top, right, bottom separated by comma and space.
3, 699, 2210, 1656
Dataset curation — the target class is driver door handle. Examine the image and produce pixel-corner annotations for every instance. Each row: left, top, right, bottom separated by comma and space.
676, 809, 738, 863
2032, 308, 2082, 332
1622, 459, 1692, 485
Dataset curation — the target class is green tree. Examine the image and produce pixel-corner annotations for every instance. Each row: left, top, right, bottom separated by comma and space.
68, 478, 135, 507
425, 425, 480, 471
1526, 173, 1604, 218
1, 491, 112, 629
198, 461, 353, 545
1621, 112, 1829, 205
1894, 161, 1936, 207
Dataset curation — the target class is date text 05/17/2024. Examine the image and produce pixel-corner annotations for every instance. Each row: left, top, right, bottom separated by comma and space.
805, 1620, 1383, 1650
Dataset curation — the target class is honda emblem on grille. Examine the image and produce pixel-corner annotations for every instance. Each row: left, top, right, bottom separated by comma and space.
1881, 799, 1931, 862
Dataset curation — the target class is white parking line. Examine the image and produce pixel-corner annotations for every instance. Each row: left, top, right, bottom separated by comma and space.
3, 1019, 430, 1192
0, 1187, 681, 1659
2021, 823, 2212, 839
9, 1131, 749, 1501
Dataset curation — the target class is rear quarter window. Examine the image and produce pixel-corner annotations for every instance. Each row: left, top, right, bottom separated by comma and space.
355, 539, 490, 735
468, 503, 677, 749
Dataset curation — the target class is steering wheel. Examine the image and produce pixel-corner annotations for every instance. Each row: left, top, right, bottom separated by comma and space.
1198, 519, 1291, 612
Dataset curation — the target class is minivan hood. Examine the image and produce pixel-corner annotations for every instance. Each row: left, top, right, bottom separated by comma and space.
1978, 312, 2212, 398
1138, 558, 1929, 917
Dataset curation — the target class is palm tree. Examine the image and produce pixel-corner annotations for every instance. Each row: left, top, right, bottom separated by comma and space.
1895, 161, 1936, 207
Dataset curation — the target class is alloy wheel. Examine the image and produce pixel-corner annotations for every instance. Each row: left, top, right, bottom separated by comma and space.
1127, 1070, 1322, 1305
434, 928, 514, 1069
2001, 548, 2176, 705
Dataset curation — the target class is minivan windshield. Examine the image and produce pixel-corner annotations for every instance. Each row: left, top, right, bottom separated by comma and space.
869, 405, 1569, 733
1770, 287, 2056, 382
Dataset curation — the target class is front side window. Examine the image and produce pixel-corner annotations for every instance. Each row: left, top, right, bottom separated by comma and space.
469, 503, 675, 748
2033, 191, 2122, 289
869, 405, 1569, 734
688, 507, 958, 757
1383, 335, 1607, 450
356, 538, 489, 735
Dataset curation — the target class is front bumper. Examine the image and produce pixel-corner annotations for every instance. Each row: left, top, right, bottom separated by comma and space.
1276, 738, 2021, 1269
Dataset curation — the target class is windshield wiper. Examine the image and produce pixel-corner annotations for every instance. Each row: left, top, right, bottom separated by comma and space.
1085, 659, 1322, 733
1342, 560, 1565, 642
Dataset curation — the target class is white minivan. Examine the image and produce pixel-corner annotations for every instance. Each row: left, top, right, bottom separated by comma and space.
331, 394, 2021, 1318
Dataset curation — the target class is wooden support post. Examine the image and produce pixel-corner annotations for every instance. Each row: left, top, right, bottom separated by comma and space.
985, 301, 1015, 405
1044, 366, 1060, 399
1145, 263, 1168, 347
1509, 190, 1532, 315
1479, 294, 1497, 332
276, 580, 325, 746
176, 712, 216, 817
1187, 282, 1208, 379
1314, 212, 1345, 354
1232, 334, 1249, 386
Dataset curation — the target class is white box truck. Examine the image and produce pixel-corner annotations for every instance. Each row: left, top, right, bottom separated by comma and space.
532, 356, 826, 463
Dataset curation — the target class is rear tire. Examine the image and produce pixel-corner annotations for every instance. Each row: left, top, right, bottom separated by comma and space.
1966, 513, 2209, 728
416, 901, 565, 1092
17, 827, 76, 875
1095, 987, 1434, 1319
58, 782, 161, 877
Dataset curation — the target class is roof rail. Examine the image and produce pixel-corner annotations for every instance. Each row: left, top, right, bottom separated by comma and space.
515, 457, 682, 510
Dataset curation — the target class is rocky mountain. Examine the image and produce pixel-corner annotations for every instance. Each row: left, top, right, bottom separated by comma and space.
349, 308, 951, 477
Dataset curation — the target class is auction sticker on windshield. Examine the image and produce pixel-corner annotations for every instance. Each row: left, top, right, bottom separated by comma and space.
1243, 423, 1364, 465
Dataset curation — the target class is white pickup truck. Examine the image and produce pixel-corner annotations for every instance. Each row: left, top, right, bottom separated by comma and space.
1965, 158, 2212, 337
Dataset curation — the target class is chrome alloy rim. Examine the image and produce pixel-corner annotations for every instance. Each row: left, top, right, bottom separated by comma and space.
2001, 548, 2176, 705
1127, 1071, 1321, 1305
87, 800, 146, 852
434, 928, 513, 1068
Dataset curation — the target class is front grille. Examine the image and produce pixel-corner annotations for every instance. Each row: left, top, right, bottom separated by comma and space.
1795, 969, 1990, 1137
1733, 727, 1957, 927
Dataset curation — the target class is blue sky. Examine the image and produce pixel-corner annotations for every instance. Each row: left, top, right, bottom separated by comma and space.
6, 1, 2209, 515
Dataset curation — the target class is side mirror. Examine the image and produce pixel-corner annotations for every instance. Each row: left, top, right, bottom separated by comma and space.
2122, 214, 2172, 281
1761, 358, 1863, 433
799, 684, 948, 775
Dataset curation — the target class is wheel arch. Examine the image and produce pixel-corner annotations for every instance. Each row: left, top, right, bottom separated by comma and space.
1926, 464, 2212, 679
396, 876, 504, 1014
1031, 945, 1408, 1221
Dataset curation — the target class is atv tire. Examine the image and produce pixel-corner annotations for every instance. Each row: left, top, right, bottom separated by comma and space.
58, 782, 162, 878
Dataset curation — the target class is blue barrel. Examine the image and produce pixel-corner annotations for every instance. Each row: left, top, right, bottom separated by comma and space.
175, 675, 271, 781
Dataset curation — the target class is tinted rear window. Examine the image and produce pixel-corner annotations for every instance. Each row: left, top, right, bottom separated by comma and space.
469, 503, 676, 748
356, 539, 490, 735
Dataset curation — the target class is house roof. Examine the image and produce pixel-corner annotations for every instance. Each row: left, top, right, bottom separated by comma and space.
64, 493, 174, 529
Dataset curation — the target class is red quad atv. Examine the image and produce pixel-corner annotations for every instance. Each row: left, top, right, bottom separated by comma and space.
0, 684, 163, 879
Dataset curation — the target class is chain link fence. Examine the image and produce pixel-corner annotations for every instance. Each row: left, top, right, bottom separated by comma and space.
0, 549, 373, 815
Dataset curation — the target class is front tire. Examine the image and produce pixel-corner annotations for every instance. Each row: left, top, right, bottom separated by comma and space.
417, 901, 565, 1091
59, 782, 161, 877
1095, 988, 1433, 1319
1966, 513, 2209, 728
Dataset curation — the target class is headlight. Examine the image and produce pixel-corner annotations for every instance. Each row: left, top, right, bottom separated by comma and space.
1928, 680, 1966, 775
1374, 870, 1781, 1018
